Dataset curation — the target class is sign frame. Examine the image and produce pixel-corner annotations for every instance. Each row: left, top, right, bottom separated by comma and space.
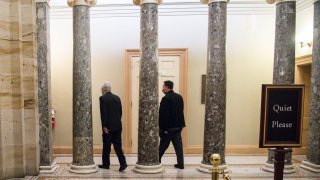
259, 84, 305, 148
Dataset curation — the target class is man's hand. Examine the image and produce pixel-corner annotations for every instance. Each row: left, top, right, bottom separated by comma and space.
103, 127, 109, 134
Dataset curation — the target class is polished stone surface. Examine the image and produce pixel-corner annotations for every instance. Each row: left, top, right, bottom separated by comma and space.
72, 5, 94, 166
306, 0, 320, 165
272, 1, 296, 84
137, 3, 160, 166
0, 0, 39, 178
37, 1, 53, 167
22, 0, 40, 175
29, 155, 320, 179
267, 1, 296, 167
202, 2, 227, 165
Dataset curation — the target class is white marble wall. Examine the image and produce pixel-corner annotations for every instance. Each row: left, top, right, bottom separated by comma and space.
0, 0, 39, 178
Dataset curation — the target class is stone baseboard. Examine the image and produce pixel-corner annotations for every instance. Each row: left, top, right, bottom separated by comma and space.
40, 162, 58, 174
261, 162, 295, 174
300, 160, 320, 173
69, 164, 98, 174
133, 164, 163, 174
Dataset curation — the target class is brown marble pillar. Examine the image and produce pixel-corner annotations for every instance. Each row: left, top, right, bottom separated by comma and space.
262, 0, 296, 174
198, 0, 229, 173
132, 0, 163, 174
67, 0, 97, 174
300, 0, 320, 173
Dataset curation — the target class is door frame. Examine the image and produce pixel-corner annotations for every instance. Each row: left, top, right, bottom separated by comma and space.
294, 54, 312, 154
124, 48, 188, 153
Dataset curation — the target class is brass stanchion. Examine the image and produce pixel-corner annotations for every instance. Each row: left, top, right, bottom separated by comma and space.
210, 154, 231, 180
210, 154, 221, 180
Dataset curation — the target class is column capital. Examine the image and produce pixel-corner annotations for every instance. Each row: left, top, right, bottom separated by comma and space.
133, 0, 163, 6
266, 0, 296, 4
36, 0, 50, 3
67, 0, 96, 7
201, 0, 229, 4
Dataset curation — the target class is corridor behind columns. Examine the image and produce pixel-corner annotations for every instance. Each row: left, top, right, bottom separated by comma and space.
0, 0, 319, 179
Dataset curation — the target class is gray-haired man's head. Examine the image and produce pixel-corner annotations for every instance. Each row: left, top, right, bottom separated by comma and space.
101, 81, 111, 95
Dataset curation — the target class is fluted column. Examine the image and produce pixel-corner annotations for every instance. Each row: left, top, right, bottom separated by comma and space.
132, 0, 163, 174
198, 0, 228, 174
67, 0, 97, 174
262, 0, 296, 174
36, 0, 57, 174
300, 0, 320, 173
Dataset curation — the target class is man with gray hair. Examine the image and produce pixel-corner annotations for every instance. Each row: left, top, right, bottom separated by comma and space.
99, 81, 127, 171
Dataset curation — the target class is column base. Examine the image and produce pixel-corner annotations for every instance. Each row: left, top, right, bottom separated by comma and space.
39, 162, 58, 174
261, 162, 295, 174
133, 163, 163, 174
197, 163, 229, 174
69, 163, 98, 174
300, 160, 320, 173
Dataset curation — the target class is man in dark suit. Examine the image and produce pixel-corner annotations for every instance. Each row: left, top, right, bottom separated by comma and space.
99, 81, 127, 171
159, 80, 186, 169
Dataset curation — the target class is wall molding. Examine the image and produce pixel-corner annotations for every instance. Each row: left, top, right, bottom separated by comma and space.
53, 145, 306, 155
295, 54, 312, 66
50, 0, 312, 18
53, 146, 132, 154
185, 145, 269, 155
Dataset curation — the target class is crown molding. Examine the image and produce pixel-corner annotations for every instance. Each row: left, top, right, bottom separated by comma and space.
133, 0, 163, 5
36, 0, 50, 4
201, 0, 229, 4
266, 0, 296, 4
67, 0, 96, 7
50, 0, 313, 19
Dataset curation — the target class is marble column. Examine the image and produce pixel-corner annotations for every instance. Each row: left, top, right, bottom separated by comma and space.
67, 0, 97, 174
132, 0, 163, 174
198, 0, 228, 174
262, 0, 296, 174
300, 0, 320, 173
36, 0, 57, 174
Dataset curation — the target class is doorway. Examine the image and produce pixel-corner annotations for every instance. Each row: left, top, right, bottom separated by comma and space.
295, 54, 312, 153
124, 49, 188, 153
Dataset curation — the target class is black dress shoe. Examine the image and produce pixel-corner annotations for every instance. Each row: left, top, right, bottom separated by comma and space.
119, 164, 128, 171
174, 164, 184, 169
98, 164, 109, 169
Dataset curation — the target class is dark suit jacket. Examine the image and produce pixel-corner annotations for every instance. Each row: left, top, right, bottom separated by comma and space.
159, 90, 185, 130
99, 92, 122, 132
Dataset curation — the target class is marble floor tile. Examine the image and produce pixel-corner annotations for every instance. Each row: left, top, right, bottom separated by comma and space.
23, 155, 319, 179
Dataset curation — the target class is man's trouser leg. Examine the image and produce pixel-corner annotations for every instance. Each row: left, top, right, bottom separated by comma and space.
171, 129, 184, 166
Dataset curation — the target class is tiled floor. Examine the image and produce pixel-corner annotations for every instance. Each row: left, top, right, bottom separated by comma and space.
25, 155, 320, 179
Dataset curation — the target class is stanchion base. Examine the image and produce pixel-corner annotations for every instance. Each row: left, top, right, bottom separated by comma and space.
197, 163, 229, 174
300, 160, 320, 173
133, 163, 163, 174
69, 163, 98, 174
261, 162, 295, 174
40, 161, 58, 174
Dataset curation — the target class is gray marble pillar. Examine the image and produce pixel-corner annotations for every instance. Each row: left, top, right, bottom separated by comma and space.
262, 0, 296, 174
67, 0, 97, 174
36, 0, 57, 174
300, 0, 320, 173
132, 0, 162, 174
198, 0, 228, 173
